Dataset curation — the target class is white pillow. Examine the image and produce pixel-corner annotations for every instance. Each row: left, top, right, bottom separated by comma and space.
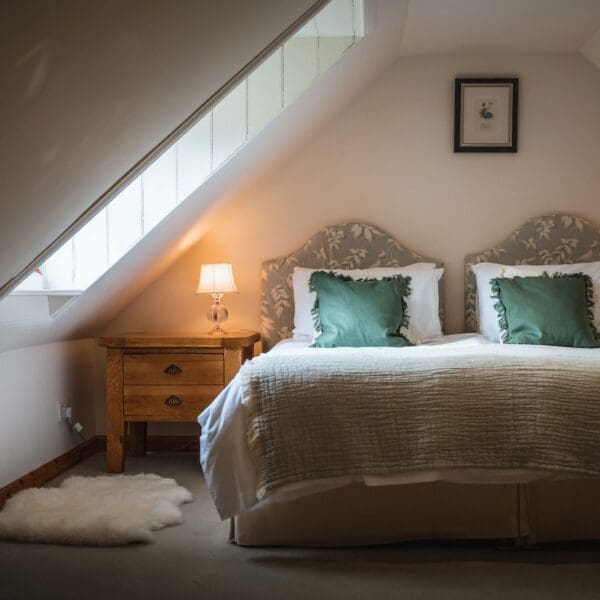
292, 264, 443, 344
470, 262, 508, 343
503, 262, 600, 332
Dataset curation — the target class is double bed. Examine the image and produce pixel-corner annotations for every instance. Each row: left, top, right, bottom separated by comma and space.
200, 213, 600, 546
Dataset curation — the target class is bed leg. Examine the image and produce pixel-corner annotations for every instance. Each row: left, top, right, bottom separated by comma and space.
229, 518, 237, 544
514, 535, 531, 550
495, 535, 535, 551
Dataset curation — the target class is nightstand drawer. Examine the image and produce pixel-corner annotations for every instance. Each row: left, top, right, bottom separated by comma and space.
124, 353, 223, 385
124, 385, 222, 421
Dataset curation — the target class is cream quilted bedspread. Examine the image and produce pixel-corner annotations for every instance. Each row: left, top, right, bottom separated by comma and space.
240, 344, 600, 500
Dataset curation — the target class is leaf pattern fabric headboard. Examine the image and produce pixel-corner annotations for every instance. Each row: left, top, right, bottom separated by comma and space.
465, 213, 600, 332
261, 223, 443, 351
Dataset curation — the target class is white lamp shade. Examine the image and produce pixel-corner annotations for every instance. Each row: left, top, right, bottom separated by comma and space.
196, 263, 238, 294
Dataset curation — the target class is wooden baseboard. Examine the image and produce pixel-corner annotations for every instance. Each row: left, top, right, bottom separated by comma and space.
0, 436, 103, 508
0, 434, 199, 509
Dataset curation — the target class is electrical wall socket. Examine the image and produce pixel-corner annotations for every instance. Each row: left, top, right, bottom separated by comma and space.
56, 403, 72, 423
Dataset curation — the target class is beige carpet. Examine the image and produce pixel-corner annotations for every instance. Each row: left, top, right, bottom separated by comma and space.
1, 453, 600, 600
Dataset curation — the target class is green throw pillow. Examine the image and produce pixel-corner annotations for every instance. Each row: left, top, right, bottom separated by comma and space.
490, 273, 600, 348
309, 271, 413, 348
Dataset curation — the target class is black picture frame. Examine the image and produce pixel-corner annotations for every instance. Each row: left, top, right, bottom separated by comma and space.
454, 77, 518, 153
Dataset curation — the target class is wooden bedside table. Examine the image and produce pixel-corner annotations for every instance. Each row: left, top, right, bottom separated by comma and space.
99, 331, 260, 473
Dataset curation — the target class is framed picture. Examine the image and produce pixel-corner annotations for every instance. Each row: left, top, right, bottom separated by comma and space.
454, 78, 518, 153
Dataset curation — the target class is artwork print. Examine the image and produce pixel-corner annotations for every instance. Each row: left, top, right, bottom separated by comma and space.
454, 78, 518, 153
478, 98, 495, 129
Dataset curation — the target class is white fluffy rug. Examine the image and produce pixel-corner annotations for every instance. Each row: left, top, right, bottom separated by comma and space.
0, 474, 193, 546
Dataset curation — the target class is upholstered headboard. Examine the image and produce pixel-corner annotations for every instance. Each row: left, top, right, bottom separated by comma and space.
465, 213, 600, 332
261, 223, 442, 351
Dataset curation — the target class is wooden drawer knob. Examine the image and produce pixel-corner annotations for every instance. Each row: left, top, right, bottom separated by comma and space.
164, 364, 182, 375
164, 395, 182, 406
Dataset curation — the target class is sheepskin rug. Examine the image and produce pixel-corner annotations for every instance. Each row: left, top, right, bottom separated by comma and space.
0, 474, 193, 546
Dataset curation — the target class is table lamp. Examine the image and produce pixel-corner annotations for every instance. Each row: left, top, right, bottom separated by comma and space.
196, 263, 238, 333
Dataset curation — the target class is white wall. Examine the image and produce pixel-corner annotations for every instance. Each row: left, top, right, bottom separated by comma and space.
0, 0, 316, 291
0, 339, 97, 487
106, 52, 600, 338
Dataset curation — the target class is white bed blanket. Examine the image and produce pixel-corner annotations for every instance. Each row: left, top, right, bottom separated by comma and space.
199, 334, 599, 519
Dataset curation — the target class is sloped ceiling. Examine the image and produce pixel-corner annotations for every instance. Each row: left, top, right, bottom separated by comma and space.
400, 0, 600, 55
4, 0, 600, 351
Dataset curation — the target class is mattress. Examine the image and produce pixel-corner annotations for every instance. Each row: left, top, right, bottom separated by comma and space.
199, 334, 584, 520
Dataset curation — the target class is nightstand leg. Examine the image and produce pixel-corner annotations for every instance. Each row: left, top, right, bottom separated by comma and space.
129, 422, 147, 457
106, 348, 125, 473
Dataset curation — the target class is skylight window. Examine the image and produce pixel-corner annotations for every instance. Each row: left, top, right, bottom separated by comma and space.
13, 0, 365, 298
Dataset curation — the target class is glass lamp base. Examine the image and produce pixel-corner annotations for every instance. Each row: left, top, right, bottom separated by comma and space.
209, 324, 226, 334
207, 295, 228, 334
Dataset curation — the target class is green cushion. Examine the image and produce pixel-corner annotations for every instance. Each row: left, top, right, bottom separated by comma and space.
491, 273, 600, 348
309, 271, 413, 348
